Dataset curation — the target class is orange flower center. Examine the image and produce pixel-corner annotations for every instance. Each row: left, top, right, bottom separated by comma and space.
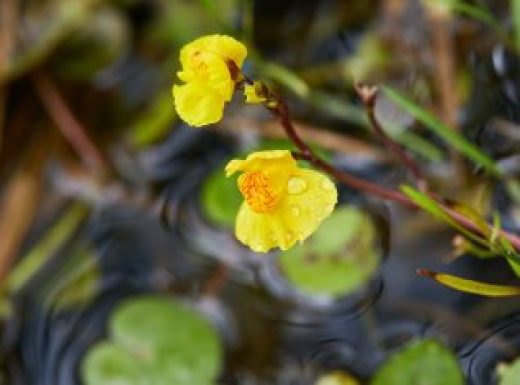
239, 171, 280, 213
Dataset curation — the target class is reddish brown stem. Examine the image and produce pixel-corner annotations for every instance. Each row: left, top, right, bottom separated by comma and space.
355, 84, 427, 189
275, 100, 414, 207
32, 72, 108, 175
271, 98, 520, 251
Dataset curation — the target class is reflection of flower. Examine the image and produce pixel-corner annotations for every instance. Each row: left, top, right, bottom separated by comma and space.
226, 150, 337, 252
172, 35, 247, 127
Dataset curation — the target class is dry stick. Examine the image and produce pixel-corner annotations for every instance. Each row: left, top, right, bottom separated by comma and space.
354, 83, 427, 190
32, 72, 108, 175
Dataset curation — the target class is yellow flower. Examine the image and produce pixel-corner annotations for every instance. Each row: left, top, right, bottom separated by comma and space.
172, 34, 247, 127
244, 83, 267, 104
226, 150, 338, 252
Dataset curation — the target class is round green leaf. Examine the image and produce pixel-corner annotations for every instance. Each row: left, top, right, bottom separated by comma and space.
498, 357, 520, 385
81, 296, 222, 385
82, 343, 140, 385
201, 166, 242, 229
278, 206, 380, 297
371, 339, 464, 385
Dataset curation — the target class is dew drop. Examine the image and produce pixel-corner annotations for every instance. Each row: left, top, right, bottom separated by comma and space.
287, 177, 308, 194
291, 205, 301, 216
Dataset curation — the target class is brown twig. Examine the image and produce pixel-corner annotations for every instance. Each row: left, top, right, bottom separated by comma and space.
32, 72, 109, 175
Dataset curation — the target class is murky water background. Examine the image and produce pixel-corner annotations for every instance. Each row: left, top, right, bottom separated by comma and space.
1, 1, 520, 384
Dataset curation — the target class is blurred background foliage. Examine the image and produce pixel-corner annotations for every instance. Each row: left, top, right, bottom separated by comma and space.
1, 0, 520, 384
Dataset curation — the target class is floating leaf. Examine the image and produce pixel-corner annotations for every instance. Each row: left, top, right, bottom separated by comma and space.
278, 207, 380, 297
201, 165, 243, 229
82, 295, 222, 385
371, 339, 464, 385
497, 356, 520, 385
383, 86, 501, 175
82, 343, 140, 385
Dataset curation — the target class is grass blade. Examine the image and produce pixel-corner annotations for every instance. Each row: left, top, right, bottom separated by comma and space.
382, 86, 501, 175
418, 269, 520, 296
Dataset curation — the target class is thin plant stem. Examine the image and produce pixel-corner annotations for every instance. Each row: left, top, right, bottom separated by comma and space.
230, 62, 520, 251
354, 83, 427, 189
270, 96, 520, 251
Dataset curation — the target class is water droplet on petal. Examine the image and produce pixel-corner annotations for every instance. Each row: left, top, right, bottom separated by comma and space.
321, 179, 334, 191
287, 177, 307, 194
291, 205, 301, 216
285, 231, 294, 242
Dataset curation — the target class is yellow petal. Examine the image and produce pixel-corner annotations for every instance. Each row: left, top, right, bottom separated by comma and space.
235, 168, 337, 252
235, 202, 286, 252
177, 51, 234, 101
225, 150, 296, 176
172, 83, 225, 127
180, 34, 247, 71
278, 169, 337, 244
226, 150, 297, 208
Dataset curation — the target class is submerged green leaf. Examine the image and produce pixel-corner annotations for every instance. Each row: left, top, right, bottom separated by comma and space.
201, 165, 243, 229
82, 295, 222, 385
82, 343, 140, 385
498, 356, 520, 385
371, 339, 464, 385
278, 206, 380, 297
